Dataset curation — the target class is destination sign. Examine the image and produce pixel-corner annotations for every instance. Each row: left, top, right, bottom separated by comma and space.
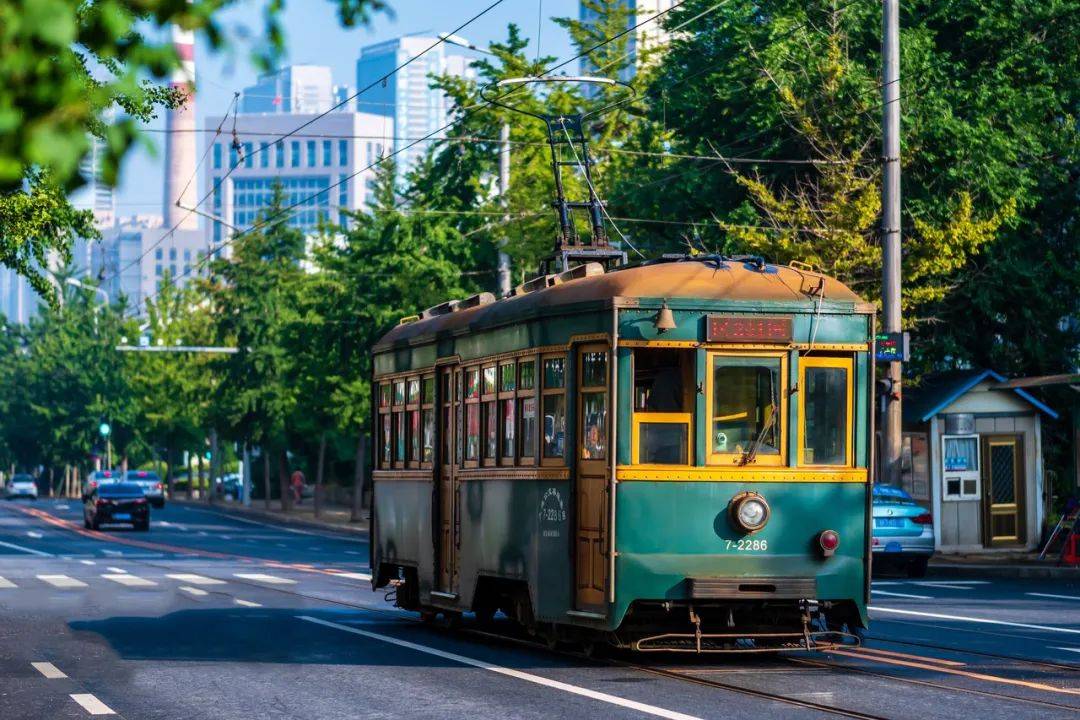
707, 316, 793, 343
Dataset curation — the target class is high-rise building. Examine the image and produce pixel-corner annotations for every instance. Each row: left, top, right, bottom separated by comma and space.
580, 0, 675, 83
201, 110, 394, 244
355, 35, 475, 176
240, 65, 336, 115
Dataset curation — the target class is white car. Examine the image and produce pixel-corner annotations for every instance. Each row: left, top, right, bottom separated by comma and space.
5, 474, 38, 500
126, 470, 165, 508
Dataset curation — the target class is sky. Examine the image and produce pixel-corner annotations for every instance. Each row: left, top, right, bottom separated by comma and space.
115, 0, 578, 216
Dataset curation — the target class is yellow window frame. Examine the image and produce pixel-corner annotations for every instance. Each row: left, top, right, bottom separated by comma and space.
797, 356, 854, 468
631, 412, 693, 466
704, 351, 788, 467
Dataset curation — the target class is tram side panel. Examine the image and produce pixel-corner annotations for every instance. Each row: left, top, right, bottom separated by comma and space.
373, 476, 435, 596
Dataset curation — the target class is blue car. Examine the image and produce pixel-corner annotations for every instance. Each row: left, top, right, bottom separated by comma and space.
871, 484, 934, 577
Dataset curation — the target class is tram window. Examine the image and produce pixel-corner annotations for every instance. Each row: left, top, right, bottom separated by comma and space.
409, 410, 420, 461
407, 379, 420, 404
465, 404, 480, 460
422, 377, 434, 404
379, 384, 391, 408
581, 352, 607, 388
422, 409, 435, 463
544, 358, 565, 388
483, 366, 497, 395
394, 381, 405, 406
543, 395, 566, 458
634, 349, 692, 412
484, 401, 497, 459
581, 392, 607, 460
466, 370, 480, 399
632, 349, 693, 465
502, 399, 515, 457
395, 412, 406, 462
519, 397, 536, 459
519, 361, 535, 390
380, 415, 391, 466
799, 358, 852, 466
709, 355, 784, 463
500, 362, 515, 392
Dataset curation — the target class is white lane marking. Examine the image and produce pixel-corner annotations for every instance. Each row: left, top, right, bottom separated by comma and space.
180, 586, 208, 597
166, 573, 225, 585
0, 576, 16, 589
101, 549, 122, 557
0, 539, 53, 557
871, 581, 901, 586
870, 606, 1080, 636
299, 616, 704, 720
1028, 592, 1080, 602
56, 504, 69, 510
234, 598, 262, 607
157, 520, 172, 526
179, 505, 327, 536
914, 582, 973, 590
70, 693, 115, 715
913, 580, 990, 585
26, 531, 43, 538
102, 574, 156, 587
871, 589, 932, 600
1051, 647, 1080, 655
31, 661, 67, 679
221, 535, 232, 540
38, 575, 87, 589
307, 546, 320, 551
79, 560, 96, 565
198, 531, 208, 536
331, 572, 372, 581
107, 567, 126, 574
276, 543, 287, 548
344, 550, 361, 556
234, 573, 296, 585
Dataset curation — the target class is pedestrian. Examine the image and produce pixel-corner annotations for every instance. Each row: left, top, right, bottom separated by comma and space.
290, 469, 305, 506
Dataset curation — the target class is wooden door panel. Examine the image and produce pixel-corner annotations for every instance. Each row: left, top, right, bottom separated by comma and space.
981, 435, 1025, 547
574, 344, 610, 610
438, 367, 458, 593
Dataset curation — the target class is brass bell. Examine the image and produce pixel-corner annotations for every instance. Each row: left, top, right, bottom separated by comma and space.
654, 302, 676, 333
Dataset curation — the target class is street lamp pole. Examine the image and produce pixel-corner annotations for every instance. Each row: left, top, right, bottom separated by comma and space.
881, 0, 903, 487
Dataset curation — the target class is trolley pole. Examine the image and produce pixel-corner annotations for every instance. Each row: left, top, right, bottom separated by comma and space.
497, 122, 512, 297
881, 0, 903, 487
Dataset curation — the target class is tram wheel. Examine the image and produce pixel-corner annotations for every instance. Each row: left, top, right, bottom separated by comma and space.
419, 609, 438, 624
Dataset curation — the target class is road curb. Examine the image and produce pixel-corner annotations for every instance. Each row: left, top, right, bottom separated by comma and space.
928, 562, 1080, 580
172, 500, 370, 538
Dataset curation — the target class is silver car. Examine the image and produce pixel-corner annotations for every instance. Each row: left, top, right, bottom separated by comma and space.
126, 470, 165, 508
4, 474, 38, 500
871, 484, 934, 577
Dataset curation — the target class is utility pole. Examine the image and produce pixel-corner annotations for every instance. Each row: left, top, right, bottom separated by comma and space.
497, 122, 512, 297
881, 0, 903, 487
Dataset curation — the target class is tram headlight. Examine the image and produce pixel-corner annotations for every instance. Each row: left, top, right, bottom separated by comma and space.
729, 492, 770, 534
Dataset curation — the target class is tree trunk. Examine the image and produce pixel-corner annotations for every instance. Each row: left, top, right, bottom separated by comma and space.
165, 444, 175, 500
207, 429, 219, 505
197, 451, 205, 501
350, 432, 367, 523
262, 450, 271, 510
314, 430, 327, 518
278, 449, 291, 513
186, 452, 194, 501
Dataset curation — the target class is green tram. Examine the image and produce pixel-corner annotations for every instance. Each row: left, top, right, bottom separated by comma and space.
370, 255, 875, 652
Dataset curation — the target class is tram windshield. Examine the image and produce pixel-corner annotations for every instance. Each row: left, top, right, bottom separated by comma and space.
710, 355, 782, 462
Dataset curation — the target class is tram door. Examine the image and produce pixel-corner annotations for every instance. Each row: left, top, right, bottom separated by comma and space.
575, 344, 610, 610
437, 367, 460, 593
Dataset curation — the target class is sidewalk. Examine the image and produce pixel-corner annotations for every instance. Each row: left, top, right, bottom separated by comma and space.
176, 496, 370, 536
929, 550, 1080, 579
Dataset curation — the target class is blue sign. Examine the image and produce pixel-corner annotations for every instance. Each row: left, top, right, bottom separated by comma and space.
875, 332, 910, 362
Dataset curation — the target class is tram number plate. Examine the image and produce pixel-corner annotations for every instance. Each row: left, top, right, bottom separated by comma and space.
875, 518, 904, 528
707, 315, 793, 343
725, 539, 768, 552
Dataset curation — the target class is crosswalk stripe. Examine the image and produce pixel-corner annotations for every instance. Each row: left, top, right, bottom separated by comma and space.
31, 661, 67, 679
234, 598, 262, 607
0, 576, 16, 589
79, 560, 96, 565
102, 574, 156, 587
234, 573, 296, 585
180, 586, 208, 597
38, 575, 87, 589
106, 567, 126, 574
166, 573, 225, 585
70, 693, 115, 715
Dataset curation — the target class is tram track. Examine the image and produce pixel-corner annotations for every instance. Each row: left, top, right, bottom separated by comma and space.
861, 633, 1080, 673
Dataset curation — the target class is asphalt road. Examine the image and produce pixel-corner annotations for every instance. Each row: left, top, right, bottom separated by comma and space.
1, 498, 1077, 720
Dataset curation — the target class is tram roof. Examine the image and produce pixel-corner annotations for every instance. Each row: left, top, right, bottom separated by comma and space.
375, 258, 871, 351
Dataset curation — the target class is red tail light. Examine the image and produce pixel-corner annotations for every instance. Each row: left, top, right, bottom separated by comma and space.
155, 483, 163, 490
912, 513, 933, 525
818, 529, 840, 557
134, 498, 147, 504
89, 480, 98, 489
95, 499, 110, 507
